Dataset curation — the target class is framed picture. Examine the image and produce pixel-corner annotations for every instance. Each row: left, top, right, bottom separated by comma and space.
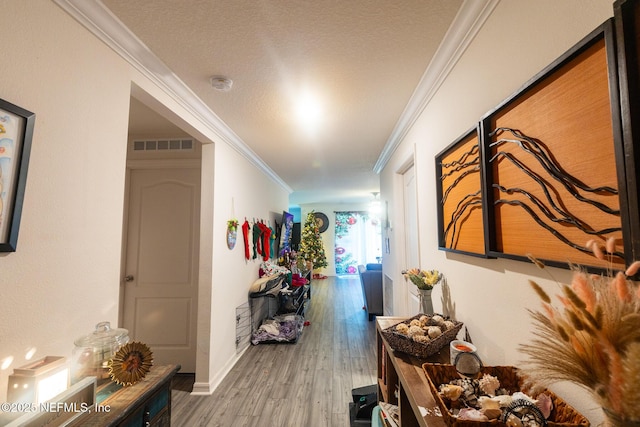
480, 19, 627, 272
278, 210, 294, 256
614, 0, 640, 270
0, 97, 35, 252
435, 125, 488, 257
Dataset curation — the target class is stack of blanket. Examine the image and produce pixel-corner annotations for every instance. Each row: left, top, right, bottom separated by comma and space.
251, 314, 304, 344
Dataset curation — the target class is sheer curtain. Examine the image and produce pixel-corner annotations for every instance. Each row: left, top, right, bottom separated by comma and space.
334, 211, 381, 275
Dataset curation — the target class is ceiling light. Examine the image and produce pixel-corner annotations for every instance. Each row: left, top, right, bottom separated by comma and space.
209, 76, 233, 92
295, 88, 323, 130
369, 192, 381, 215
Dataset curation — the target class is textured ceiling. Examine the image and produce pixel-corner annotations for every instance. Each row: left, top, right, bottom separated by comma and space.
102, 0, 463, 205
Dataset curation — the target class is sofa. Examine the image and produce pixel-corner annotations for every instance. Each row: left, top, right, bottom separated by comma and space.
358, 264, 383, 321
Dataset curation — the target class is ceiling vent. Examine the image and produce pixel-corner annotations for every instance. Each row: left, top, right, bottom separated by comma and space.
132, 139, 194, 152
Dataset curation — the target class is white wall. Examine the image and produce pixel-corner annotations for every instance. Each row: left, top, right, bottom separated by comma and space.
127, 80, 290, 393
202, 141, 288, 392
0, 0, 290, 402
0, 0, 130, 403
381, 0, 614, 424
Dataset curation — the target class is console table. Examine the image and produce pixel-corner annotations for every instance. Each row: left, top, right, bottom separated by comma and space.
376, 317, 448, 427
69, 364, 180, 427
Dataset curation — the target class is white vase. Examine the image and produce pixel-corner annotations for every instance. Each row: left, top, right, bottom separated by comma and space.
418, 289, 434, 315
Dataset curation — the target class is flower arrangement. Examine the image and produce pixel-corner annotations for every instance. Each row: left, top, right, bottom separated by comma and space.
521, 238, 640, 423
402, 268, 443, 290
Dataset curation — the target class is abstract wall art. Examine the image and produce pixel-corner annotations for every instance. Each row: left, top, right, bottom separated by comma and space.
0, 97, 35, 252
480, 19, 627, 271
435, 18, 640, 274
436, 127, 487, 257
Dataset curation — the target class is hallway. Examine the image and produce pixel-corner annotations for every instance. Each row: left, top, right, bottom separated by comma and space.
171, 274, 378, 426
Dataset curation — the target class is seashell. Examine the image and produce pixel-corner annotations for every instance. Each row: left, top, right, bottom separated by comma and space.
450, 377, 480, 407
413, 334, 430, 343
521, 413, 544, 427
408, 325, 425, 337
431, 314, 445, 325
458, 408, 488, 421
493, 394, 513, 407
410, 319, 421, 327
395, 323, 409, 335
419, 315, 429, 326
505, 399, 546, 427
439, 384, 463, 401
536, 393, 553, 419
482, 408, 502, 420
512, 392, 536, 403
442, 320, 455, 330
479, 374, 500, 396
426, 326, 442, 339
477, 396, 500, 411
505, 413, 524, 427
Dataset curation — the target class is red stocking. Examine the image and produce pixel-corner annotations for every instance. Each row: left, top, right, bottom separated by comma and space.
242, 220, 250, 260
260, 223, 272, 261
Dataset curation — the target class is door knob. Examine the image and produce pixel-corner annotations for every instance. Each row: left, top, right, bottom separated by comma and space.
124, 275, 134, 282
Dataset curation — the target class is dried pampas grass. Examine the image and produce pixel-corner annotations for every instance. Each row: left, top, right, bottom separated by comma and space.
521, 243, 640, 420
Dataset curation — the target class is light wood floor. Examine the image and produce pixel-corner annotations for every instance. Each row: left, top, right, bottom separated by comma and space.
171, 274, 378, 427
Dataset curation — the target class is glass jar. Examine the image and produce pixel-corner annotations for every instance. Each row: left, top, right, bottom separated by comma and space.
71, 321, 129, 385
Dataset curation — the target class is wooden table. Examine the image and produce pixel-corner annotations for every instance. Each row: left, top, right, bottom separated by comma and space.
69, 364, 180, 426
377, 317, 448, 427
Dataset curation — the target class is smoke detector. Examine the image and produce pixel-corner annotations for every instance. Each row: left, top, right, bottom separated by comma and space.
210, 76, 233, 92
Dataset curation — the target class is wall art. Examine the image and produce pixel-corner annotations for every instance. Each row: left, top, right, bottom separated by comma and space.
613, 0, 640, 268
435, 126, 487, 257
227, 219, 238, 249
0, 97, 35, 252
480, 19, 628, 271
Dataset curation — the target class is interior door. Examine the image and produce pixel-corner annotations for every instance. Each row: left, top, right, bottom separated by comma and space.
403, 164, 420, 314
122, 167, 200, 372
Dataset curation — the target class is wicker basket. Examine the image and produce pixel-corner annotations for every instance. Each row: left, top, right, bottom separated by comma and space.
381, 314, 463, 359
422, 363, 590, 427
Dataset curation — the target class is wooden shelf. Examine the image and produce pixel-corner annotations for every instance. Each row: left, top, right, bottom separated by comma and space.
377, 377, 388, 403
376, 317, 449, 427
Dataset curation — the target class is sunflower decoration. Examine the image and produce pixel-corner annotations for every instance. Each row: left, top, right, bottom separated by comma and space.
108, 341, 153, 386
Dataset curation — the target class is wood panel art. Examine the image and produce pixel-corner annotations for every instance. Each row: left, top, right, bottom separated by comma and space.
614, 0, 640, 269
480, 19, 627, 271
436, 127, 487, 257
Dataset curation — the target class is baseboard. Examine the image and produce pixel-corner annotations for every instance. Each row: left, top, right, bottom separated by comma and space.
189, 346, 249, 395
190, 381, 212, 395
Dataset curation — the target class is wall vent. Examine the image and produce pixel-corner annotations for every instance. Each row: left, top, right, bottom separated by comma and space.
132, 139, 194, 152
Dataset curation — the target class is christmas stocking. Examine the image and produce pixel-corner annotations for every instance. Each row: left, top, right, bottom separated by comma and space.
252, 222, 262, 259
260, 223, 272, 261
242, 220, 250, 260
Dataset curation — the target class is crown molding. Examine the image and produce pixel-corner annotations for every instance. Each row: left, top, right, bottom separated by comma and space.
53, 0, 292, 193
373, 0, 501, 174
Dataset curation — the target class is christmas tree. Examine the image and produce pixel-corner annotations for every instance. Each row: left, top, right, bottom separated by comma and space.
299, 211, 328, 270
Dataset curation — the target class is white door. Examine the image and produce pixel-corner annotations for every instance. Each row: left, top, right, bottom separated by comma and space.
122, 167, 200, 372
403, 164, 420, 314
